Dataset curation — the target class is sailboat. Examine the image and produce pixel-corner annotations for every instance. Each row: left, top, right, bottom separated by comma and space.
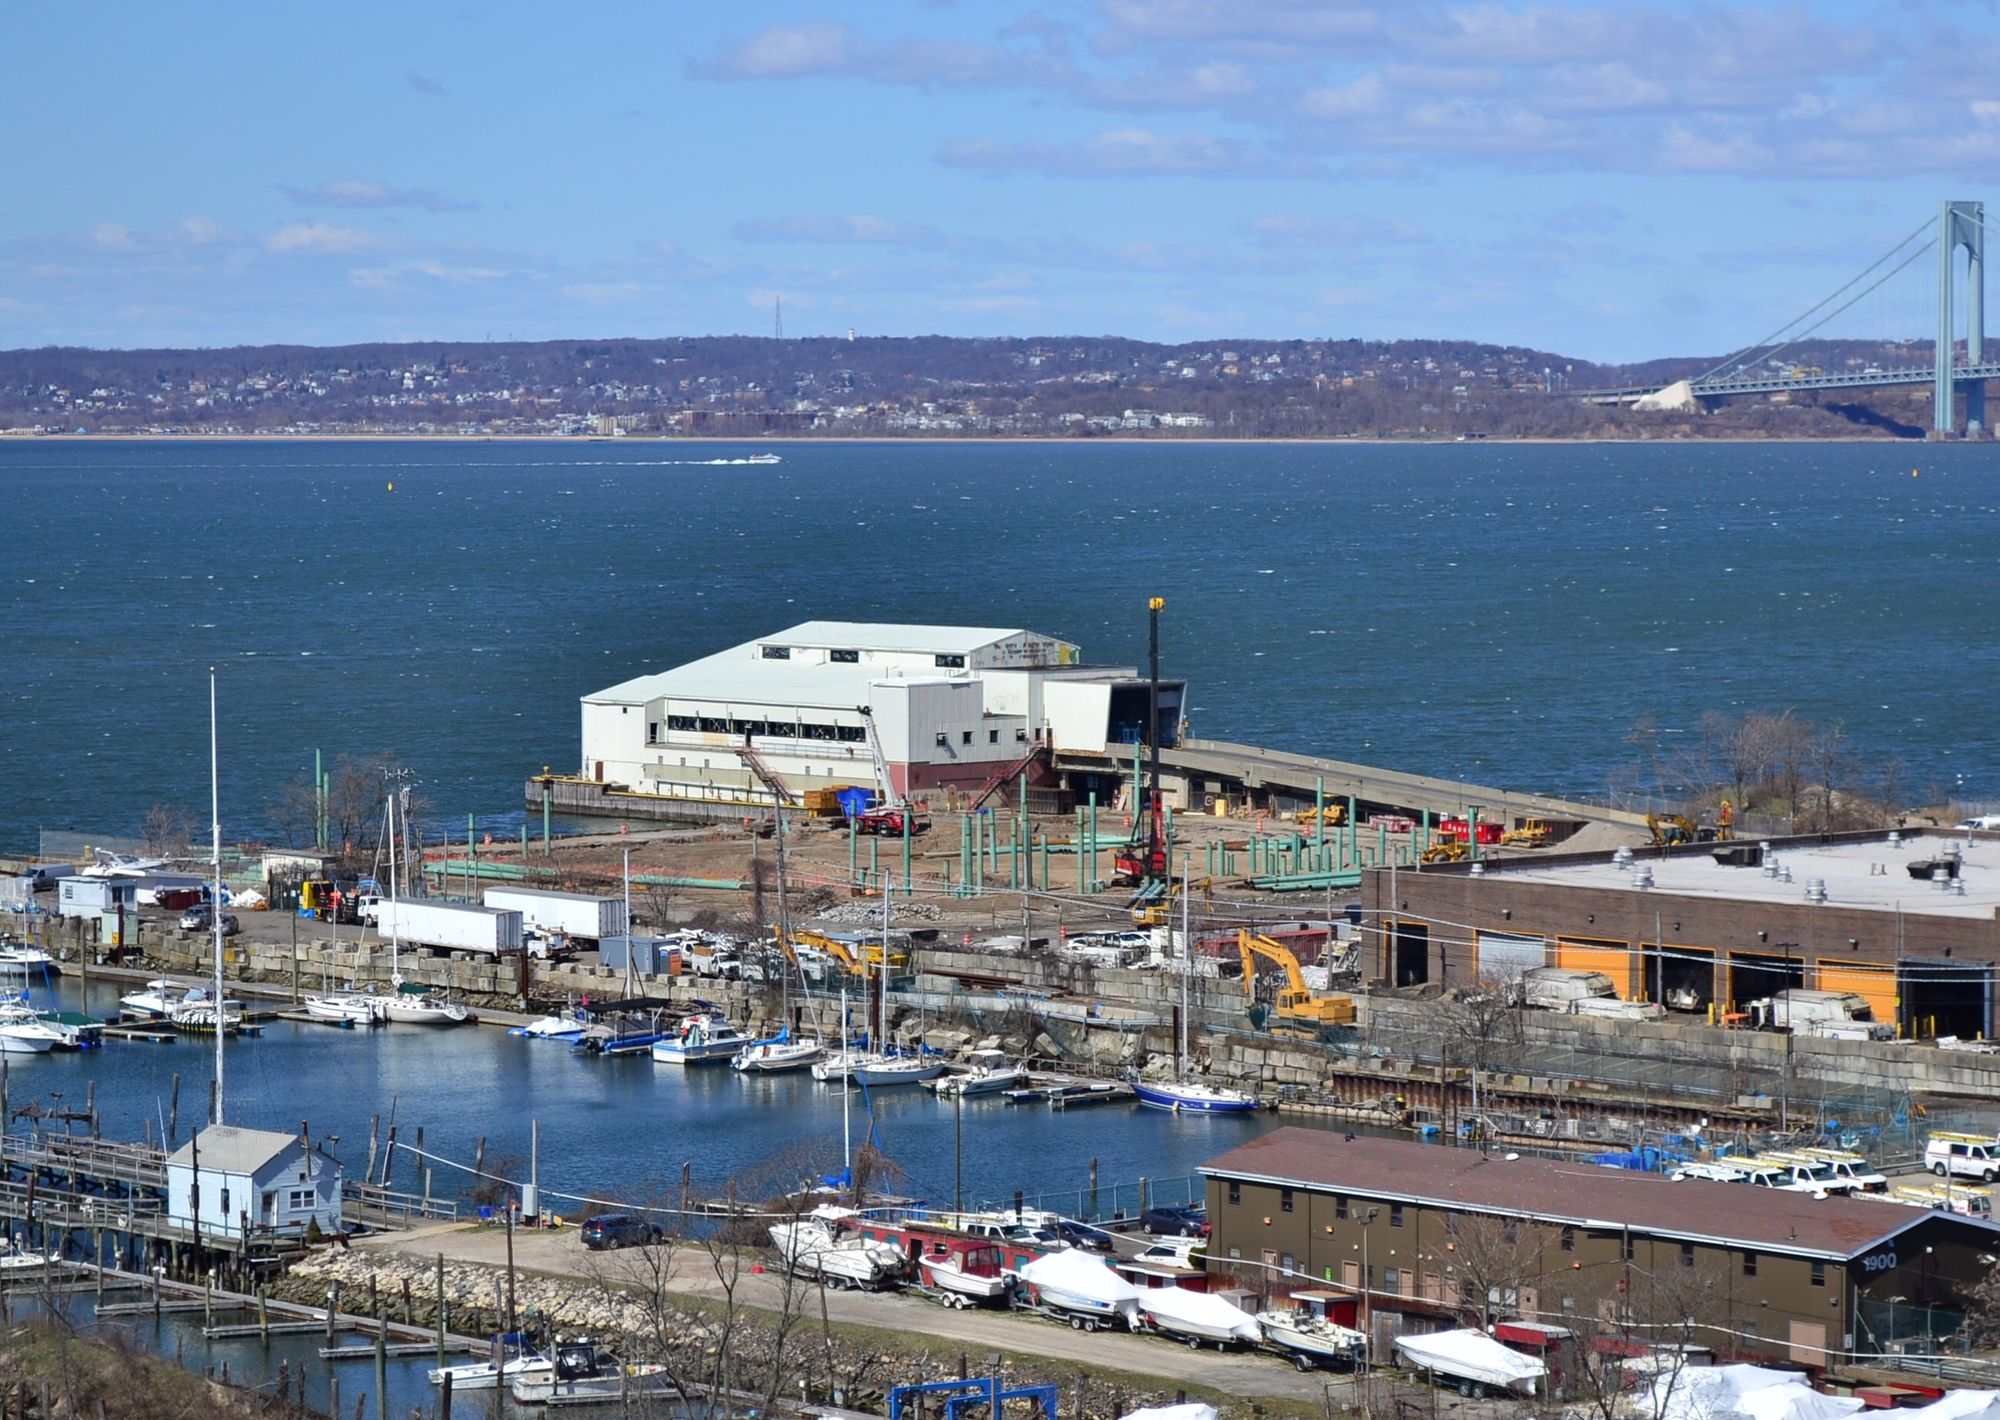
1130, 867, 1258, 1115
814, 885, 895, 1083
372, 779, 467, 1027
734, 783, 822, 1072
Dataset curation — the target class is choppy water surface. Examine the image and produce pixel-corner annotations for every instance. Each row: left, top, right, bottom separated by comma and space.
2, 439, 1995, 852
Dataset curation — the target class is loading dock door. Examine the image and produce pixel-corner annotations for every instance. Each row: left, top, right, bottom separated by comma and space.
1816, 962, 1898, 1026
1899, 960, 1991, 1040
1393, 923, 1430, 987
1727, 951, 1805, 1012
1652, 943, 1716, 1013
1475, 931, 1546, 986
1555, 938, 1634, 998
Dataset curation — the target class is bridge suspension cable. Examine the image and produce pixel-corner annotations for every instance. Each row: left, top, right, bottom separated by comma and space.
1690, 218, 1934, 387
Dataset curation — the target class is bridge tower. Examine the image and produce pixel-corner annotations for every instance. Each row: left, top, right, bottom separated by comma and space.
1935, 200, 1986, 436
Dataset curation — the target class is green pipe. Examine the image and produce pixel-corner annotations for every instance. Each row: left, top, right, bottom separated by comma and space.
1018, 771, 1029, 888
901, 804, 912, 892
541, 787, 552, 855
1315, 775, 1325, 853
1039, 833, 1049, 889
1075, 808, 1087, 892
1378, 822, 1388, 864
520, 824, 529, 861
1088, 791, 1098, 894
848, 823, 858, 884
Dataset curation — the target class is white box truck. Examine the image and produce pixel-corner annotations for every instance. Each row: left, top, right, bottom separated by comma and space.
375, 900, 523, 955
481, 887, 627, 942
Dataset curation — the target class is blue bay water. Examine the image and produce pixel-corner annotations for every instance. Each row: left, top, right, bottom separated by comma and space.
2, 438, 1995, 857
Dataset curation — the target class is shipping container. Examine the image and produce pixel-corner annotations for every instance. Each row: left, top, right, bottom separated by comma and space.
481, 887, 627, 942
375, 899, 523, 955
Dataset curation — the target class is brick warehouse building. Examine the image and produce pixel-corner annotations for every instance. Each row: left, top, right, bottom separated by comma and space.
1359, 829, 2000, 1038
1201, 1130, 1998, 1369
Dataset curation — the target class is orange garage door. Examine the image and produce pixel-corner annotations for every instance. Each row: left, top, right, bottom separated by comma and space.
1555, 938, 1635, 998
1816, 962, 1897, 1027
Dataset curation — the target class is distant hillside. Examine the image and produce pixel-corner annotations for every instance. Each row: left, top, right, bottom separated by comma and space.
0, 333, 1950, 441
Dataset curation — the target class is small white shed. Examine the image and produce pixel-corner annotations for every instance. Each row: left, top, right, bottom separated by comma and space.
164, 1124, 343, 1241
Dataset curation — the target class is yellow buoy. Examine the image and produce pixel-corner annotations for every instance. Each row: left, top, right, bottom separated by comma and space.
387, 481, 395, 491
1912, 469, 1919, 478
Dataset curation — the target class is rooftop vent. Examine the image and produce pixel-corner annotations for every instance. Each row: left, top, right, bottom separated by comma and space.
1632, 867, 1655, 889
1805, 878, 1828, 905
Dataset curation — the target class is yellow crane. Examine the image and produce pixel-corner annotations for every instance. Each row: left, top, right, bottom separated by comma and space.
1236, 928, 1357, 1031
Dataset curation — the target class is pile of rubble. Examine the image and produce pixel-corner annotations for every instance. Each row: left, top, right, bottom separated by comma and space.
812, 899, 943, 926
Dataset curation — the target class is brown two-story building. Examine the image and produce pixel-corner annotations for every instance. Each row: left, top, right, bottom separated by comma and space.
1202, 1130, 1995, 1369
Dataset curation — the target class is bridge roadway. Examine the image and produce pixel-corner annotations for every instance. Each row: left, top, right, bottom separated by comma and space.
1574, 361, 2000, 403
1056, 736, 1647, 830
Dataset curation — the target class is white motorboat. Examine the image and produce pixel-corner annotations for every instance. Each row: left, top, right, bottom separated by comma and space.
507, 1339, 665, 1404
1138, 1287, 1263, 1349
1014, 1251, 1142, 1331
1255, 1308, 1367, 1371
120, 978, 184, 1020
302, 993, 381, 1026
0, 945, 53, 969
768, 1212, 906, 1290
379, 987, 469, 1026
0, 1007, 65, 1055
169, 987, 244, 1033
428, 1347, 549, 1390
732, 1036, 825, 1073
511, 1010, 588, 1042
1394, 1329, 1546, 1398
651, 1012, 750, 1065
852, 1054, 947, 1088
933, 1049, 1026, 1097
916, 1239, 1012, 1307
0, 1239, 59, 1272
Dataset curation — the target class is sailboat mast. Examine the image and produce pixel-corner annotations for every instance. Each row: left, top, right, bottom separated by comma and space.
209, 669, 224, 1124
879, 882, 890, 1046
1178, 851, 1190, 1083
387, 776, 405, 986
840, 984, 851, 1172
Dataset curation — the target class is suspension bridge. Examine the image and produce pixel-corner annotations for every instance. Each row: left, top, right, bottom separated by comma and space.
1574, 200, 1998, 437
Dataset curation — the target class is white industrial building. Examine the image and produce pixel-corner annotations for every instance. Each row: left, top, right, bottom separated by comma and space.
578, 622, 1184, 809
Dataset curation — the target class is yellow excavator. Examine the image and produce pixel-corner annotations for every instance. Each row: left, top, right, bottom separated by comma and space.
1236, 929, 1357, 1033
781, 928, 907, 975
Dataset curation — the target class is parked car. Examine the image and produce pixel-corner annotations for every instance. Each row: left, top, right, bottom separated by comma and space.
1046, 1219, 1116, 1253
1141, 1204, 1210, 1238
178, 903, 240, 936
580, 1214, 662, 1251
1959, 816, 2000, 831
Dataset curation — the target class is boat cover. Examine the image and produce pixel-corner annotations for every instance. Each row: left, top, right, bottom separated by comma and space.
1394, 1329, 1546, 1386
1906, 1395, 2000, 1420
1121, 1406, 1219, 1420
1017, 1251, 1143, 1305
1649, 1366, 1857, 1420
1140, 1287, 1262, 1342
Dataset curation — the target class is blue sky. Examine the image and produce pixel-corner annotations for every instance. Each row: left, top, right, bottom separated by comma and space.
4, 1, 1997, 362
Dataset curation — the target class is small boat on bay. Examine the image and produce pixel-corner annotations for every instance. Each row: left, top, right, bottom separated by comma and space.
302, 993, 381, 1027
931, 1048, 1026, 1097
168, 987, 245, 1034
507, 1338, 665, 1404
731, 1031, 825, 1073
511, 1009, 589, 1043
811, 1046, 873, 1083
651, 1011, 749, 1065
119, 978, 184, 1020
0, 1006, 67, 1055
428, 1340, 549, 1391
378, 984, 468, 1027
853, 1054, 946, 1088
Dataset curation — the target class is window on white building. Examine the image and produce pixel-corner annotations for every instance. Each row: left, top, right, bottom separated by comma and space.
935, 654, 965, 668
830, 649, 859, 663
761, 646, 790, 660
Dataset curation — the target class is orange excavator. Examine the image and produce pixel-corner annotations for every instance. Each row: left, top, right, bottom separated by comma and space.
1236, 929, 1357, 1033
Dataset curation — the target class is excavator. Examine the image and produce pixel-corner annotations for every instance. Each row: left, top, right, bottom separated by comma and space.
1236, 928, 1357, 1034
1292, 803, 1346, 828
1130, 875, 1211, 927
1498, 819, 1553, 849
783, 927, 908, 975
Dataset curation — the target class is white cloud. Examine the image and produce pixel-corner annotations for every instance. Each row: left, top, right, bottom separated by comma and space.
281, 179, 478, 213
89, 223, 139, 252
268, 223, 377, 255
938, 127, 1269, 176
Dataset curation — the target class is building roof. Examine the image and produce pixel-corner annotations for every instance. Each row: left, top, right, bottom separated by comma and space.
166, 1123, 315, 1176
1201, 1129, 1979, 1261
1483, 832, 2000, 921
586, 621, 1067, 707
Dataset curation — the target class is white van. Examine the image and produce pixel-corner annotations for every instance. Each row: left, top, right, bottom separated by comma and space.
1926, 1133, 2000, 1182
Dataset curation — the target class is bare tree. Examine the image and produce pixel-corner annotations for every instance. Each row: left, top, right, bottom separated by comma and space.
1438, 973, 1527, 1076
139, 804, 196, 862
1545, 1253, 1734, 1420
1442, 1213, 1556, 1330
